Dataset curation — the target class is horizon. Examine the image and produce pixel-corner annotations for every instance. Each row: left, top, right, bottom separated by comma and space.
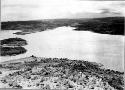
1, 16, 124, 22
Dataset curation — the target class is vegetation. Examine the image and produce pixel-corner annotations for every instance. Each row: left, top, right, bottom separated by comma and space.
1, 17, 124, 35
1, 19, 80, 35
1, 37, 27, 46
0, 17, 124, 89
0, 46, 27, 56
0, 56, 124, 89
74, 17, 124, 35
0, 38, 27, 56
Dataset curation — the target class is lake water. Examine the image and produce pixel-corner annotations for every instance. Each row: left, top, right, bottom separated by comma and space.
0, 26, 124, 71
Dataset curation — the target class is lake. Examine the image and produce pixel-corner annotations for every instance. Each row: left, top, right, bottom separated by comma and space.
0, 26, 124, 71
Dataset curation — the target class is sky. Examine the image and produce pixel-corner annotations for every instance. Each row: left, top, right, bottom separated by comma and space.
1, 0, 125, 21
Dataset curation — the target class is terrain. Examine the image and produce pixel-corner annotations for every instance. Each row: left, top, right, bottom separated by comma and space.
1, 38, 27, 46
1, 17, 124, 35
74, 17, 124, 35
0, 17, 124, 90
0, 38, 27, 56
0, 56, 124, 90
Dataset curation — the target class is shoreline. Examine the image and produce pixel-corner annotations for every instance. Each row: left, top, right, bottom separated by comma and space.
0, 56, 123, 73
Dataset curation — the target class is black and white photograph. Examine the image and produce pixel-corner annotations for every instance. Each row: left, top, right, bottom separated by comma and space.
0, 0, 124, 90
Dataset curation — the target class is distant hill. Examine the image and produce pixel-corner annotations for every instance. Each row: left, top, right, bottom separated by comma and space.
74, 17, 124, 35
1, 17, 124, 35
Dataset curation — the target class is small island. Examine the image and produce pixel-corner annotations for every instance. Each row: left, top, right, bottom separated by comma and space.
0, 38, 27, 56
0, 46, 27, 56
1, 37, 27, 46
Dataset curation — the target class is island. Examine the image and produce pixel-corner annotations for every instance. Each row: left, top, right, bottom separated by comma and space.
1, 37, 27, 46
0, 46, 27, 56
0, 38, 27, 56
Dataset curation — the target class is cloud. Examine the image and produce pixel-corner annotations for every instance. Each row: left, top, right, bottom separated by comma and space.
99, 8, 122, 16
98, 1, 125, 15
1, 0, 125, 21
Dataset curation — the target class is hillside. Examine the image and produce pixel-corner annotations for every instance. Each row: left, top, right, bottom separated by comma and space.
74, 17, 124, 35
1, 17, 124, 35
0, 56, 124, 90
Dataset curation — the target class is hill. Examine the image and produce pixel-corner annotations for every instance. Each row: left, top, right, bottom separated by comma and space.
0, 56, 124, 90
1, 17, 124, 35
